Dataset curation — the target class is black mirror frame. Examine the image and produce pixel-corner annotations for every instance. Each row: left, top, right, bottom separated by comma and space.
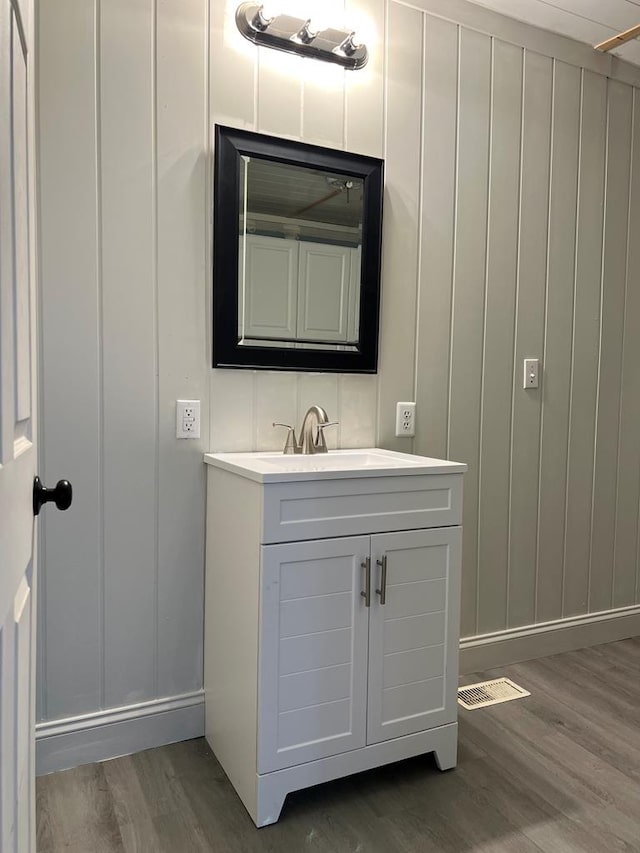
212, 125, 384, 373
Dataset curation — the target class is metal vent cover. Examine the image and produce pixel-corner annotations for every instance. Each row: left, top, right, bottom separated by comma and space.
458, 677, 530, 710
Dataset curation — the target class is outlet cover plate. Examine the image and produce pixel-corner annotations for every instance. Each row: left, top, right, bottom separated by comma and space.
176, 399, 201, 439
395, 401, 416, 437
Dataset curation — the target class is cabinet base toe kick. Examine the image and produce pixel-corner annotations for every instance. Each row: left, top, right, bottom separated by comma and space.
250, 722, 458, 828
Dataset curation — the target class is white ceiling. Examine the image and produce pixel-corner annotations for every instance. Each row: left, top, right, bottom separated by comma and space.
467, 0, 640, 66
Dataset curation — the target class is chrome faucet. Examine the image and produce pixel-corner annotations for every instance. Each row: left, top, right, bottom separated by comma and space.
273, 405, 338, 454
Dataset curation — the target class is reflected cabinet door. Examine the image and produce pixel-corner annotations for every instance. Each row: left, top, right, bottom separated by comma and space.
239, 235, 299, 342
296, 242, 352, 343
258, 537, 370, 773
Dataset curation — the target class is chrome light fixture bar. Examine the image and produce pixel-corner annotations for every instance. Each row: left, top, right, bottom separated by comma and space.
235, 3, 368, 70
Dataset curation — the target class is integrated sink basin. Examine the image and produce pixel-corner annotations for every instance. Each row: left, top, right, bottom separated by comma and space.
204, 448, 467, 483
261, 451, 417, 471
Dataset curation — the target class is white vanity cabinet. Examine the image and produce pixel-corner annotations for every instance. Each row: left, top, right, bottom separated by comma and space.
204, 449, 466, 827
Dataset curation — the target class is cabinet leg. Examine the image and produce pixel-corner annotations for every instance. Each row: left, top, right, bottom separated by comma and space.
433, 724, 458, 771
255, 775, 289, 827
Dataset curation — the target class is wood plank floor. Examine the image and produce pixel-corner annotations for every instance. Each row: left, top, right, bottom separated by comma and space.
37, 638, 640, 852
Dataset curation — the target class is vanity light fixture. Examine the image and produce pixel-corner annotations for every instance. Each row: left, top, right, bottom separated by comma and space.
235, 2, 369, 70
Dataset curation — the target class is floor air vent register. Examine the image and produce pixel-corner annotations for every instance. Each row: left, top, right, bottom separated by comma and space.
457, 677, 530, 710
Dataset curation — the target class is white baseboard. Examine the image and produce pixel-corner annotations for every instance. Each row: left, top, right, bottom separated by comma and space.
35, 608, 640, 776
35, 690, 205, 776
459, 605, 640, 673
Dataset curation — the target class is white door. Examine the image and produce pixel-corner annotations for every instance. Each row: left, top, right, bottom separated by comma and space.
0, 0, 36, 849
258, 536, 370, 773
366, 528, 462, 745
296, 241, 351, 342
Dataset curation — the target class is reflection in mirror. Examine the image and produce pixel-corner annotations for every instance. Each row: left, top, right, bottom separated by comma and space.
213, 126, 383, 373
237, 156, 363, 352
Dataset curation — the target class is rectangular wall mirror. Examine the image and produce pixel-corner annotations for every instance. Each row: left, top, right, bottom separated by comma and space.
213, 126, 384, 372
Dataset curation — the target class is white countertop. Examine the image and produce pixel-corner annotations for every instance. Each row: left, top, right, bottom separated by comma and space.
203, 448, 467, 484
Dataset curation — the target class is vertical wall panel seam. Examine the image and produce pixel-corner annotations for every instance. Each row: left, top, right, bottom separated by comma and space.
506, 45, 525, 627
204, 0, 212, 372
251, 371, 257, 450
561, 66, 584, 619
376, 0, 390, 441
254, 49, 260, 131
342, 65, 347, 150
382, 0, 390, 160
299, 63, 304, 140
412, 11, 426, 418
475, 36, 494, 636
94, 0, 105, 710
379, 0, 388, 468
151, 0, 159, 699
534, 56, 555, 624
341, 0, 345, 152
337, 375, 343, 448
635, 464, 640, 604
342, 70, 347, 150
612, 83, 635, 606
10, 11, 18, 428
635, 354, 640, 602
204, 0, 211, 673
445, 23, 461, 460
635, 94, 640, 607
588, 77, 610, 614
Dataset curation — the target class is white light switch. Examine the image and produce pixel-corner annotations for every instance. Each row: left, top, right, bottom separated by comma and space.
176, 400, 201, 439
523, 359, 540, 389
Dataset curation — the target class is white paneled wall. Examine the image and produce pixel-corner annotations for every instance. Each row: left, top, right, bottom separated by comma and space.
208, 0, 384, 453
383, 0, 640, 639
36, 0, 384, 739
37, 0, 209, 725
36, 0, 640, 762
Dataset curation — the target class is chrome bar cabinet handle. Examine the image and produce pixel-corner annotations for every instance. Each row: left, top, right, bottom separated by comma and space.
375, 555, 387, 605
360, 557, 371, 607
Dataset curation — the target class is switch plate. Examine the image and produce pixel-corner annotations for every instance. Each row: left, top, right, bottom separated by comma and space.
523, 359, 540, 389
395, 402, 416, 437
176, 400, 201, 439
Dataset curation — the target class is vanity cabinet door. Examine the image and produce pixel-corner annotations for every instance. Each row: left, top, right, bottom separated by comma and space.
258, 536, 370, 773
366, 528, 462, 745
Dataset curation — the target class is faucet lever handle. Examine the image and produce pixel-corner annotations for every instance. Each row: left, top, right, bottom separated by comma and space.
315, 421, 339, 452
272, 423, 300, 455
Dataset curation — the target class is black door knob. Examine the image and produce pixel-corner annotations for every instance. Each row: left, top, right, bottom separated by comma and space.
33, 476, 73, 516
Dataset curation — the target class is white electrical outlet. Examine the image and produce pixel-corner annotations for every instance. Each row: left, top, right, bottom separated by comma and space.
395, 401, 416, 437
176, 400, 201, 439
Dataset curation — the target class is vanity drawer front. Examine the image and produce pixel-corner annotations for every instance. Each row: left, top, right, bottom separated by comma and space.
262, 473, 463, 544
